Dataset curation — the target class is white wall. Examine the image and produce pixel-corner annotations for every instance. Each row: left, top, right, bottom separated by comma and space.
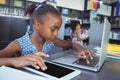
27, 0, 85, 11
56, 0, 85, 11
57, 16, 65, 39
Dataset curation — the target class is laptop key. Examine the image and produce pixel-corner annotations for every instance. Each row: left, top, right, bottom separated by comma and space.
73, 56, 99, 67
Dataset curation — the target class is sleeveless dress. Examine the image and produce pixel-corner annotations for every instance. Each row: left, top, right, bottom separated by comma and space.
16, 33, 54, 56
71, 33, 83, 46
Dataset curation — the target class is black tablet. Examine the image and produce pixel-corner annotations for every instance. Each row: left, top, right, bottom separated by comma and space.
24, 61, 81, 80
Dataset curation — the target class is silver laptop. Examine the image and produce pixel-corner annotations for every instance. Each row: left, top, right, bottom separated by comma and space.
52, 17, 111, 72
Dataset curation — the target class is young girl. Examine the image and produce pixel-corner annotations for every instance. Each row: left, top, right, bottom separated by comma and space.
70, 20, 88, 46
0, 3, 93, 71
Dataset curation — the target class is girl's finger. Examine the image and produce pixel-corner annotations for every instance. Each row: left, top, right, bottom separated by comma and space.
30, 62, 40, 70
34, 52, 49, 57
85, 55, 90, 64
36, 56, 47, 70
87, 50, 93, 60
27, 55, 47, 70
82, 51, 87, 59
77, 52, 85, 59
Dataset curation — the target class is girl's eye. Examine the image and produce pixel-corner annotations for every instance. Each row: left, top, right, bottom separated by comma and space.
51, 28, 56, 31
51, 26, 60, 32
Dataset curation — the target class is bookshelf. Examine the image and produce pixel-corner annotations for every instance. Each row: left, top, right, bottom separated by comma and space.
0, 0, 10, 15
60, 9, 90, 41
0, 0, 39, 17
64, 23, 71, 40
0, 0, 38, 50
109, 17, 120, 44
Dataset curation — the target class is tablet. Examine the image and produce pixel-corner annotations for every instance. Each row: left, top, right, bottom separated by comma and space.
24, 61, 81, 80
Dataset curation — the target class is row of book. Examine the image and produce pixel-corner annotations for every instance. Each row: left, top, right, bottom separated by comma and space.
110, 31, 120, 40
94, 44, 120, 59
107, 44, 120, 59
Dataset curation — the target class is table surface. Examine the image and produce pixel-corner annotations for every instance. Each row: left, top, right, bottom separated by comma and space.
1, 50, 120, 80
79, 58, 120, 80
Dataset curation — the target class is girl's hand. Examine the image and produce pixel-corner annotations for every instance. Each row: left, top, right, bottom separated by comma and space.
12, 52, 49, 71
77, 49, 94, 64
76, 29, 81, 35
72, 43, 94, 64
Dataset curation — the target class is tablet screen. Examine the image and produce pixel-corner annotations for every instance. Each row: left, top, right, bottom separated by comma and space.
28, 62, 74, 78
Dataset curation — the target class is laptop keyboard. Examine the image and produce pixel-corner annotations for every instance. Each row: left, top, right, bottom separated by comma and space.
73, 56, 99, 67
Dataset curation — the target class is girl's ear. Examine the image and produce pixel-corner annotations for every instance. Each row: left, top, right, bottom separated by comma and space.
34, 19, 41, 30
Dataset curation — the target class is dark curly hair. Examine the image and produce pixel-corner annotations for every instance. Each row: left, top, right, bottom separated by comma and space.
70, 20, 81, 32
24, 2, 61, 24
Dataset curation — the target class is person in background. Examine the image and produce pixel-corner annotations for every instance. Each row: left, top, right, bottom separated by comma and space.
0, 3, 93, 71
70, 20, 88, 46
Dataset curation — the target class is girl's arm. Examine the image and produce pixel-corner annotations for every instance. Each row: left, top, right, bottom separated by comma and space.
0, 40, 50, 70
76, 30, 84, 41
53, 38, 84, 52
53, 38, 93, 63
0, 52, 49, 71
53, 38, 72, 49
0, 58, 13, 66
0, 40, 21, 67
76, 31, 81, 41
0, 40, 21, 58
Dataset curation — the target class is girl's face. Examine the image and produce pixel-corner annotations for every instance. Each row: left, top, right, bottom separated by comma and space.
37, 13, 62, 42
76, 24, 81, 31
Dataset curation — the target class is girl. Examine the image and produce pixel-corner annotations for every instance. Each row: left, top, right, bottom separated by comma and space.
70, 20, 88, 46
0, 3, 93, 71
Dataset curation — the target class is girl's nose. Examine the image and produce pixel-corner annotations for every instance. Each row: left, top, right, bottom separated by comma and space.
54, 30, 58, 37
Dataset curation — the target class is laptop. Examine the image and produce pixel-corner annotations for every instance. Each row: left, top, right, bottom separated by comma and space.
23, 61, 81, 80
52, 17, 111, 72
